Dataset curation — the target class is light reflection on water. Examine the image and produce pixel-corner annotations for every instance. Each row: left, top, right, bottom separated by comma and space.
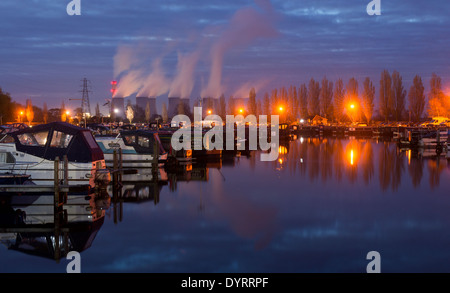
1, 137, 450, 273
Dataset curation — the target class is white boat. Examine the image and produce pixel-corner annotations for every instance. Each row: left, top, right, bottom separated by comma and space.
0, 122, 110, 185
95, 130, 168, 169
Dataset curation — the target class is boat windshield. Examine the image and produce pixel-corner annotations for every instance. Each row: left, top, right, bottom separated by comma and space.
50, 131, 73, 148
138, 136, 151, 148
17, 131, 49, 146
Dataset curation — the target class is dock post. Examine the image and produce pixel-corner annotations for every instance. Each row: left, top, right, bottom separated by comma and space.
54, 156, 60, 262
119, 148, 123, 183
113, 149, 118, 187
152, 136, 159, 181
54, 156, 60, 207
63, 155, 68, 186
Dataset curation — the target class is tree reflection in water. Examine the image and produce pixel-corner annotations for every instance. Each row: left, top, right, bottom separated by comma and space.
269, 136, 448, 192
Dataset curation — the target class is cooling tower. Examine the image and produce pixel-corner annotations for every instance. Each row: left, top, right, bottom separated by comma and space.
168, 97, 181, 118
136, 97, 149, 112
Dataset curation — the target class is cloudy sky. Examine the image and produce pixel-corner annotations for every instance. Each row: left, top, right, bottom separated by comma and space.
0, 0, 449, 113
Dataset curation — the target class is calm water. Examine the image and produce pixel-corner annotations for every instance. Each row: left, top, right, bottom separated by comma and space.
1, 137, 450, 273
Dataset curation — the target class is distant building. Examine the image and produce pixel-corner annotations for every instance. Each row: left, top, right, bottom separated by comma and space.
168, 97, 181, 118
168, 97, 190, 118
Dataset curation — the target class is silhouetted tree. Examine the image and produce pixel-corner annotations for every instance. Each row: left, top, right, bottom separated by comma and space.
320, 76, 333, 119
391, 70, 406, 121
362, 77, 375, 124
299, 83, 308, 118
408, 75, 425, 122
427, 73, 446, 118
308, 78, 320, 116
43, 102, 48, 124
333, 78, 345, 122
247, 87, 257, 115
380, 69, 393, 122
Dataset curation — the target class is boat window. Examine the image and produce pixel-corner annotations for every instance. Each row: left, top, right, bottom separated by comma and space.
123, 135, 135, 144
0, 152, 15, 163
18, 131, 49, 146
137, 136, 152, 148
50, 131, 73, 148
0, 135, 14, 143
82, 131, 100, 149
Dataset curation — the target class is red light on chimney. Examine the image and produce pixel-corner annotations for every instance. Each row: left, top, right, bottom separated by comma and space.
110, 80, 117, 96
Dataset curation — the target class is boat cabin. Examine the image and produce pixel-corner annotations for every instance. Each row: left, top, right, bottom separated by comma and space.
119, 130, 167, 155
4, 122, 104, 163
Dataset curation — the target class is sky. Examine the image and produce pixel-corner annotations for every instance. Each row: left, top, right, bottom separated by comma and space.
0, 0, 449, 114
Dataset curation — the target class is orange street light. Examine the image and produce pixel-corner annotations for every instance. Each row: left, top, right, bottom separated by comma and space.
239, 108, 244, 114
207, 109, 212, 115
279, 106, 283, 112
350, 104, 355, 109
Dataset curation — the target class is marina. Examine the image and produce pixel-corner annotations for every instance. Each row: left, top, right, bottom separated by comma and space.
2, 0, 450, 278
0, 121, 449, 272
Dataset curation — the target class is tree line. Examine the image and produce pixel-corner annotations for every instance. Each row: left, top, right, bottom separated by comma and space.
208, 70, 448, 124
1, 70, 448, 125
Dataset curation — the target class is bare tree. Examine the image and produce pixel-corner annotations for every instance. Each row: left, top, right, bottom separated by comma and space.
43, 102, 48, 124
126, 100, 134, 124
299, 83, 308, 118
408, 75, 425, 122
320, 77, 333, 119
263, 92, 270, 115
427, 73, 446, 118
391, 70, 406, 121
379, 69, 393, 122
61, 101, 66, 122
247, 87, 257, 115
333, 78, 345, 122
308, 78, 320, 117
26, 99, 34, 126
346, 77, 359, 122
362, 77, 375, 124
227, 95, 235, 115
256, 99, 262, 118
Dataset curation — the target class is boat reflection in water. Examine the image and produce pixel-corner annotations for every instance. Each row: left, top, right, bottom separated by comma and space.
0, 179, 110, 262
108, 160, 218, 223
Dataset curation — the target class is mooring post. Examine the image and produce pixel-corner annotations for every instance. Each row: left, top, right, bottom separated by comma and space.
54, 156, 60, 207
54, 156, 60, 262
119, 148, 123, 182
152, 135, 159, 181
113, 149, 118, 187
63, 155, 68, 186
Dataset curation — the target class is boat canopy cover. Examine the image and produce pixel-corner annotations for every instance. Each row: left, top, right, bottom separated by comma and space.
120, 130, 167, 155
9, 122, 104, 163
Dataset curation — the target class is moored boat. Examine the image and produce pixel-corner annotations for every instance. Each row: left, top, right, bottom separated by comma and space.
0, 122, 110, 185
95, 129, 168, 168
